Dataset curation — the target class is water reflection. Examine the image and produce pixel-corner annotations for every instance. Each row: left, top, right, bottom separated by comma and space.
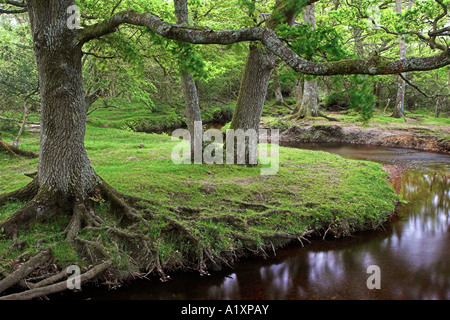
197, 171, 450, 300
62, 144, 450, 300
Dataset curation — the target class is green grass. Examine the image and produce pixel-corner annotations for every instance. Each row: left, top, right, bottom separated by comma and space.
0, 121, 399, 275
85, 99, 234, 133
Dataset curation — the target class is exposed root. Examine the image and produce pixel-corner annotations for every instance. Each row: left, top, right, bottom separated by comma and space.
114, 191, 159, 208
151, 240, 170, 282
161, 215, 200, 244
246, 210, 294, 224
291, 111, 339, 122
0, 248, 52, 294
29, 270, 67, 289
223, 199, 270, 211
0, 174, 321, 300
0, 178, 39, 207
0, 260, 112, 300
169, 206, 201, 215
75, 237, 110, 260
97, 178, 148, 224
0, 188, 62, 239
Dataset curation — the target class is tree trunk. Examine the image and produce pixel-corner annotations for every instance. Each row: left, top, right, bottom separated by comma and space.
434, 98, 441, 118
28, 0, 97, 200
272, 61, 285, 105
294, 4, 319, 119
174, 0, 202, 162
392, 0, 408, 119
229, 0, 302, 164
293, 78, 304, 113
297, 79, 319, 118
231, 45, 276, 133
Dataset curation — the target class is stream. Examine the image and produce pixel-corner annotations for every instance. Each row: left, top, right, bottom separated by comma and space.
62, 143, 450, 300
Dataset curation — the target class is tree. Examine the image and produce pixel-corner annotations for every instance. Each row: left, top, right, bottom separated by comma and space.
229, 0, 304, 164
0, 0, 449, 298
0, 0, 448, 231
294, 3, 320, 119
174, 0, 202, 162
0, 16, 39, 146
392, 0, 407, 119
272, 59, 286, 106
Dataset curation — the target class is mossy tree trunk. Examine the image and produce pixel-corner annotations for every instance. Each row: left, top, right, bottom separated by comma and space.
392, 0, 411, 119
174, 0, 202, 161
29, 0, 98, 200
0, 0, 102, 238
296, 78, 319, 118
230, 0, 304, 164
293, 4, 319, 119
293, 77, 304, 113
272, 60, 285, 106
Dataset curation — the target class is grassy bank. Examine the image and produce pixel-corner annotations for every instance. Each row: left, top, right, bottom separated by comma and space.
0, 123, 398, 286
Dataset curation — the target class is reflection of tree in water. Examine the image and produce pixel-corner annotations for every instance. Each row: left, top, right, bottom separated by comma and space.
67, 171, 450, 300
221, 171, 450, 300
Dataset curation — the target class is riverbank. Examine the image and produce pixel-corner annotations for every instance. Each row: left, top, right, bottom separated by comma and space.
279, 124, 450, 154
262, 109, 450, 154
0, 124, 398, 298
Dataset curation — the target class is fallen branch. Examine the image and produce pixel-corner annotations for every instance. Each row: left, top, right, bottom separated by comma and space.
0, 116, 40, 125
0, 139, 20, 159
0, 138, 38, 159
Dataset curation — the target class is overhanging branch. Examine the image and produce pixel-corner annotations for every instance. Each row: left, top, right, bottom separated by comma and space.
78, 10, 450, 77
0, 0, 27, 14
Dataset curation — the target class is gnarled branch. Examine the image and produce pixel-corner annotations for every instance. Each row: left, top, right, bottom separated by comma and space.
78, 10, 450, 77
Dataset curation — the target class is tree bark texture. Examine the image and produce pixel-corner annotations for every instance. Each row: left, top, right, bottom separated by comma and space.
229, 0, 304, 164
28, 0, 97, 199
174, 0, 202, 161
393, 0, 406, 118
272, 60, 285, 105
296, 4, 319, 118
293, 77, 304, 113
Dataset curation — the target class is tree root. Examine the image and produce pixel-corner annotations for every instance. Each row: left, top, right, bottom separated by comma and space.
291, 111, 339, 122
97, 178, 148, 224
222, 199, 270, 211
0, 248, 52, 294
0, 260, 112, 300
0, 173, 321, 300
0, 188, 63, 239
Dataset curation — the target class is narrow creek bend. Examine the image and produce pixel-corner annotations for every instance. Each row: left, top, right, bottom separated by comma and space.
60, 143, 450, 300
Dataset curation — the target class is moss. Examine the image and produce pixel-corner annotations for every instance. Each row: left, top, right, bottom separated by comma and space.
0, 122, 398, 278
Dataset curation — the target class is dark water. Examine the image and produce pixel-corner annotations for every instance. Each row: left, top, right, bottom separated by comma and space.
64, 143, 450, 300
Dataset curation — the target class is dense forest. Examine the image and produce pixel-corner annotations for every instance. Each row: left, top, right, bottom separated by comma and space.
0, 0, 448, 301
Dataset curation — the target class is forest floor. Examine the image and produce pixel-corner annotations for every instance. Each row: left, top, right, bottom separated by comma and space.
2, 101, 445, 298
0, 121, 398, 298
